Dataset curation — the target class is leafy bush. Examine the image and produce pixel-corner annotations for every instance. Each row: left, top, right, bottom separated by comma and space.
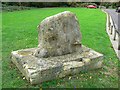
101, 2, 111, 8
66, 2, 80, 7
80, 3, 97, 7
100, 2, 118, 9
2, 5, 34, 12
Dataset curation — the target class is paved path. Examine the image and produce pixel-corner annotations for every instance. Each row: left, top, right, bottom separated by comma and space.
104, 9, 120, 30
103, 9, 120, 60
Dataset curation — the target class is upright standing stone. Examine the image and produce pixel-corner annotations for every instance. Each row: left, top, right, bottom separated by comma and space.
11, 11, 104, 85
34, 11, 82, 58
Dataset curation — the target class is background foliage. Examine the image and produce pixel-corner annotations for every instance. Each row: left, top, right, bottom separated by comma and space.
2, 2, 120, 11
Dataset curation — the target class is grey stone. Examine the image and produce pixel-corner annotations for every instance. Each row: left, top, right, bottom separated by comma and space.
11, 11, 104, 85
34, 11, 82, 58
11, 45, 103, 84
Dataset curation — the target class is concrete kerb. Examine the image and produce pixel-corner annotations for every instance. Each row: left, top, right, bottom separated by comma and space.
102, 9, 120, 60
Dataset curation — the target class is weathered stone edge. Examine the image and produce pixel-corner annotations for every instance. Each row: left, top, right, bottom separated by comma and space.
11, 45, 104, 84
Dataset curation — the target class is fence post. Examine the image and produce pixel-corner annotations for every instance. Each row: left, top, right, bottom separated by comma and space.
113, 30, 116, 40
108, 15, 111, 31
110, 25, 113, 35
118, 33, 120, 50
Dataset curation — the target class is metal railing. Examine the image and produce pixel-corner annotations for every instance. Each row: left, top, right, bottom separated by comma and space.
108, 14, 120, 50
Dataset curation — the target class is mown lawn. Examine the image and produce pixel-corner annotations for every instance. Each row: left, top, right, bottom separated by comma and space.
2, 8, 119, 88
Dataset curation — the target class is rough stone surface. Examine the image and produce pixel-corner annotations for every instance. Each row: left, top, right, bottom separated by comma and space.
11, 11, 104, 85
34, 11, 82, 58
11, 45, 103, 84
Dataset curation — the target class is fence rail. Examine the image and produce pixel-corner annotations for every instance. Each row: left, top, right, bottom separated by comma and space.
107, 14, 120, 50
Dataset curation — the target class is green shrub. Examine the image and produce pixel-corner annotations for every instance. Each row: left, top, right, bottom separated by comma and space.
2, 5, 34, 12
80, 3, 97, 7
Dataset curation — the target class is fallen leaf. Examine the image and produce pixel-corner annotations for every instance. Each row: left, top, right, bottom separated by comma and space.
69, 76, 71, 80
23, 77, 25, 80
90, 76, 92, 79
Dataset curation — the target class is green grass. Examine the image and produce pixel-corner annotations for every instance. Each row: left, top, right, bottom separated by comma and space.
2, 8, 119, 88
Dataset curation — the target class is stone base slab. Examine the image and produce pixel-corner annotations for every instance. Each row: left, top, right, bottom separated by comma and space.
11, 45, 103, 85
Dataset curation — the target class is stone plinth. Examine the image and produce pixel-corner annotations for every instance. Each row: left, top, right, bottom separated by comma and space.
11, 11, 104, 85
11, 45, 103, 85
